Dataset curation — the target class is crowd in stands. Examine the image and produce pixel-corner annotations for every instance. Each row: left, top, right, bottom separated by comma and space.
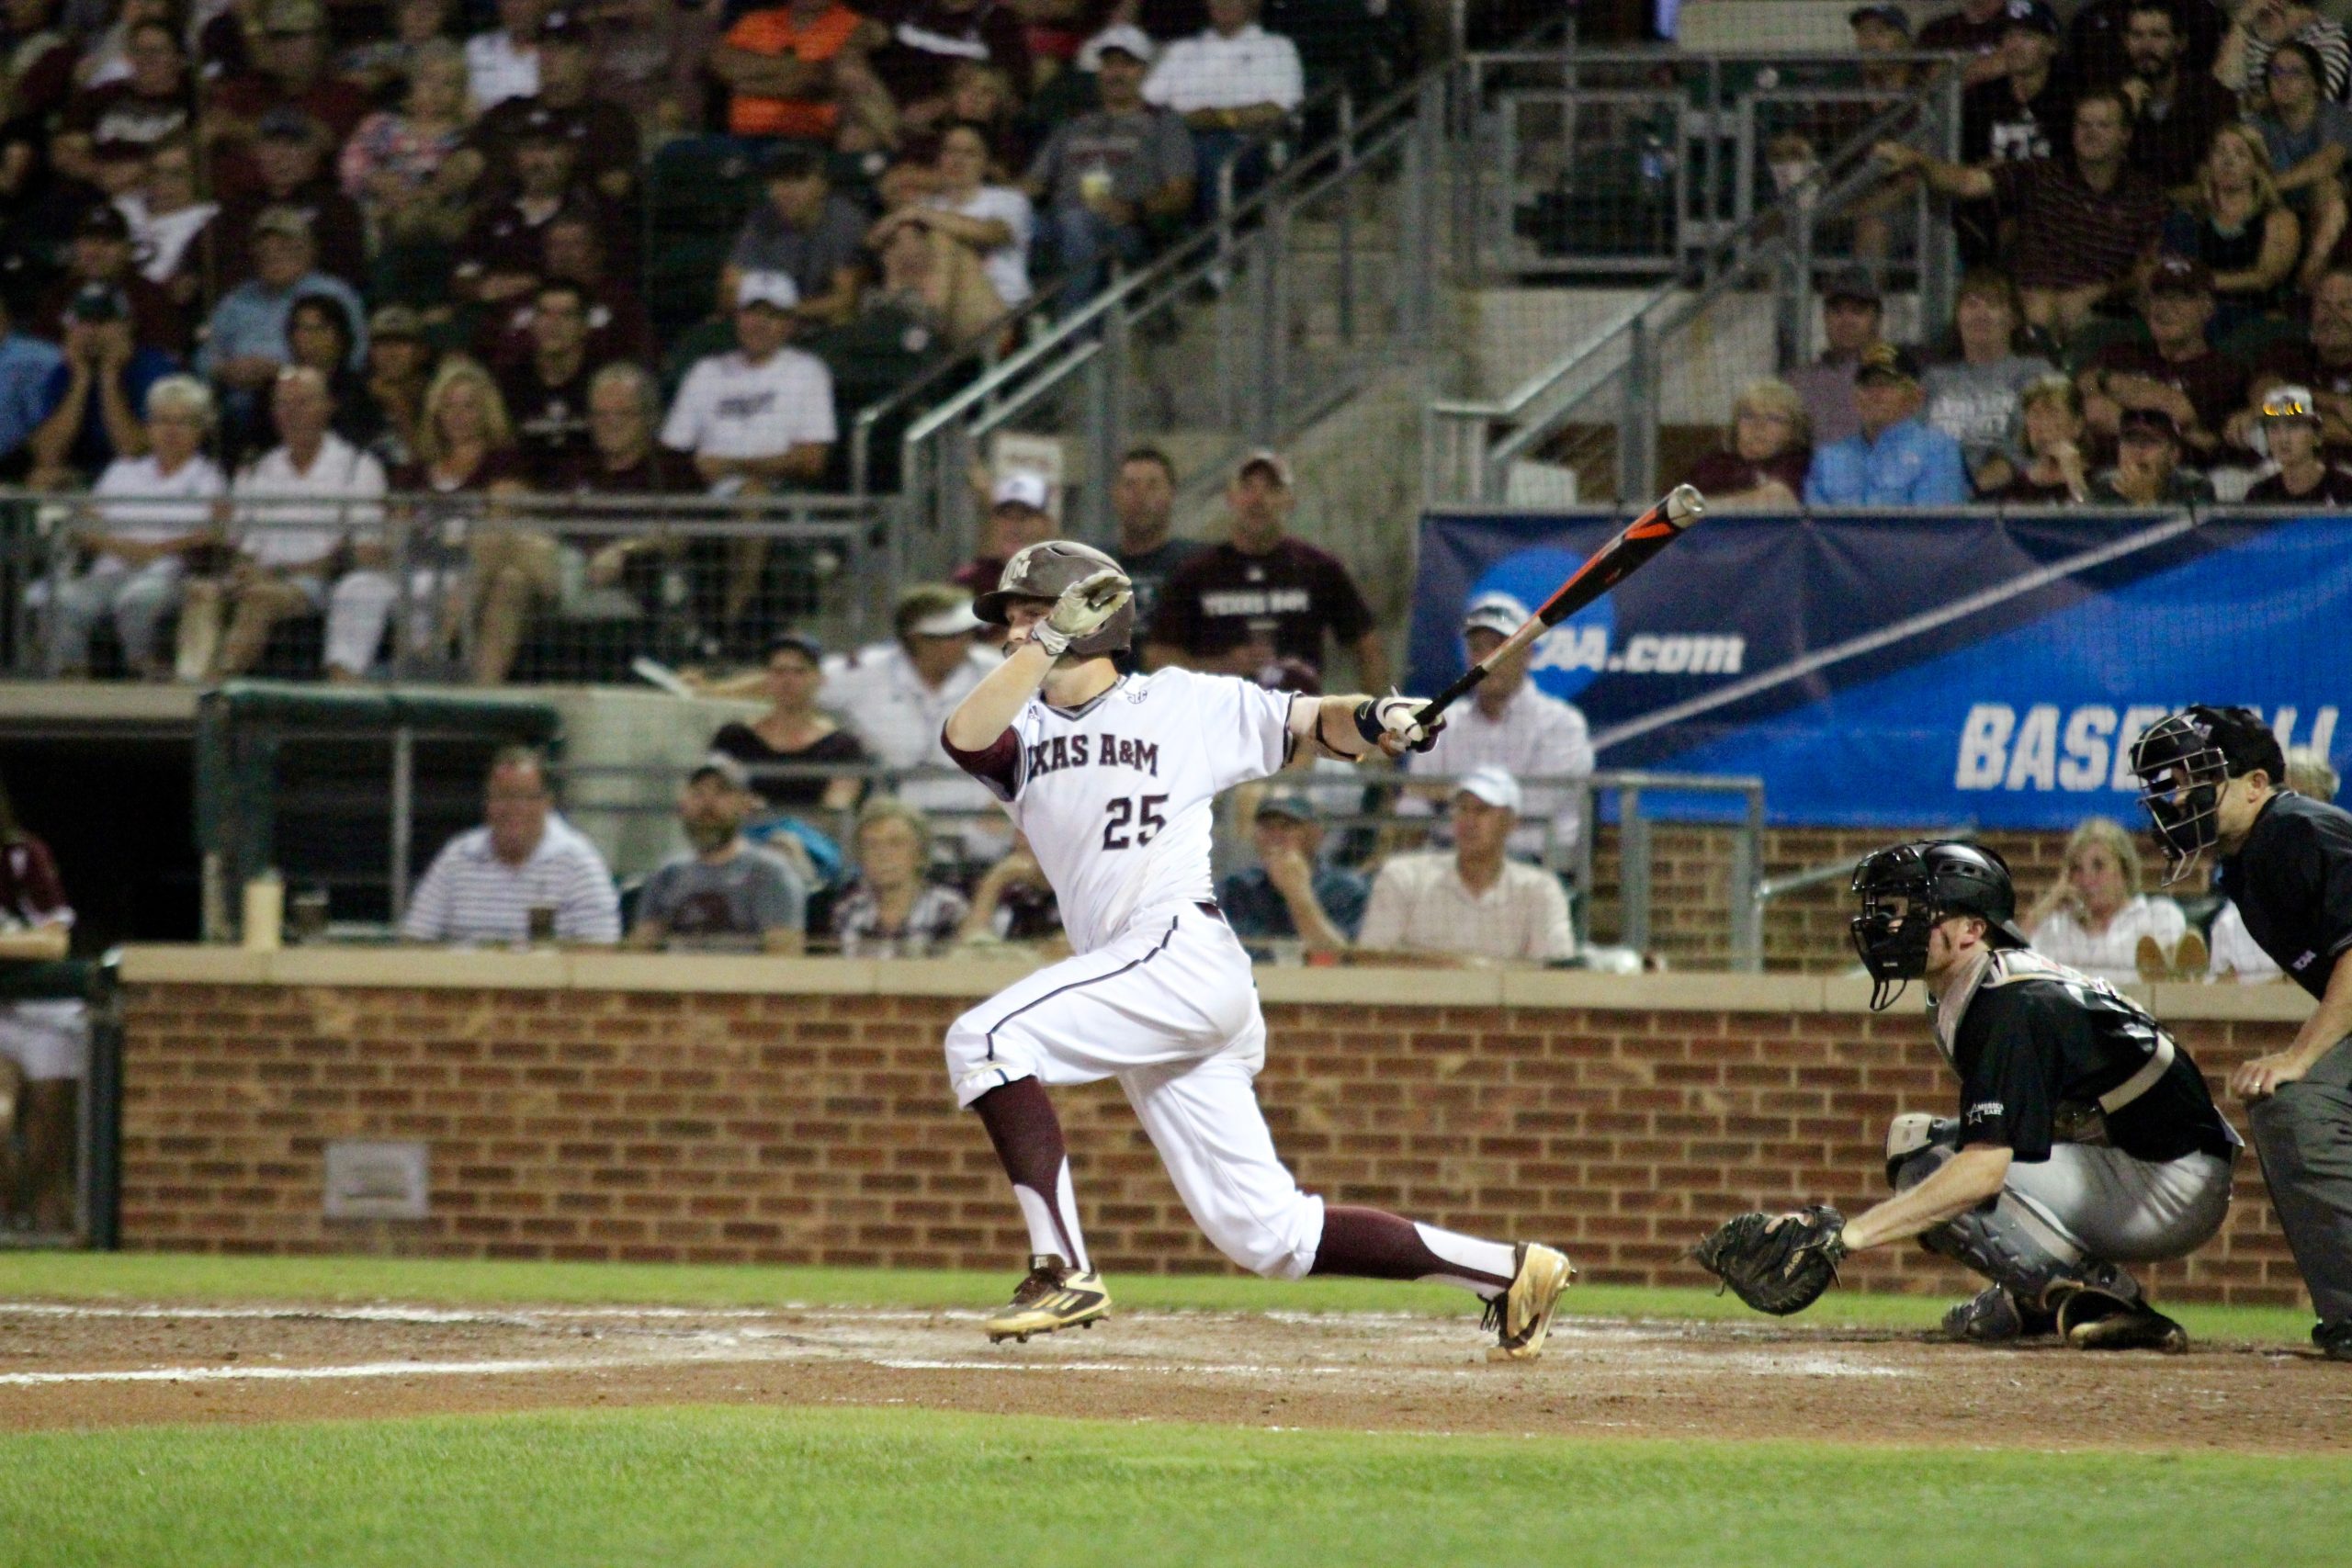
1683, 0, 2352, 509
0, 0, 1369, 679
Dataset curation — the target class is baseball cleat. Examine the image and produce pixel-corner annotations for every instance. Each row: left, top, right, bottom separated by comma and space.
2312, 1320, 2352, 1361
2055, 1289, 2188, 1353
1934, 1285, 2054, 1344
984, 1254, 1110, 1344
1483, 1242, 1575, 1362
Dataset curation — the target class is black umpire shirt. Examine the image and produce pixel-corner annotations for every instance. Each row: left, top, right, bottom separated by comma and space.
1932, 949, 2239, 1163
2215, 790, 2352, 1001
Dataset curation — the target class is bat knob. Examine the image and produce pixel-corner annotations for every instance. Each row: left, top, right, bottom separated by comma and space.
1666, 484, 1705, 525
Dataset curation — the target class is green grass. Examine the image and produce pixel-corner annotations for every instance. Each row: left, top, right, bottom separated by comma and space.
3, 1404, 2346, 1568
0, 1250, 2319, 1346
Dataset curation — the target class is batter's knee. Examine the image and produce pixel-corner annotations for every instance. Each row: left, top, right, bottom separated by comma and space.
944, 1008, 1035, 1109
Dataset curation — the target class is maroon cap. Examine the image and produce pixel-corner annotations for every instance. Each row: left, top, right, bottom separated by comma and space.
2145, 254, 2213, 297
2119, 405, 2182, 443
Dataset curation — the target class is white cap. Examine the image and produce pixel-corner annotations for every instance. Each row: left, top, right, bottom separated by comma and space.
910, 597, 983, 637
735, 270, 800, 311
991, 470, 1051, 511
1455, 765, 1523, 814
1463, 591, 1529, 640
1081, 23, 1155, 67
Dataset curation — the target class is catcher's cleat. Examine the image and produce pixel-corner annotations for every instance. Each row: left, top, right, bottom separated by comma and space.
2055, 1288, 2187, 1353
2312, 1320, 2352, 1361
983, 1254, 1110, 1344
1935, 1285, 2055, 1344
1482, 1242, 1575, 1362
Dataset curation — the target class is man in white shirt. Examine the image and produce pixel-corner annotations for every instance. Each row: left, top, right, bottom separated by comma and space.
467, 0, 546, 110
823, 581, 1005, 861
403, 746, 621, 944
181, 366, 388, 679
1143, 0, 1302, 208
1402, 591, 1597, 863
1358, 767, 1578, 965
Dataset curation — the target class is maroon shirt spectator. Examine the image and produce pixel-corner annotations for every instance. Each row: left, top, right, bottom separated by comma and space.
1985, 111, 2168, 293
2081, 256, 2248, 454
34, 202, 183, 355
209, 110, 368, 290
589, 0, 723, 135
473, 209, 654, 369
1918, 0, 2014, 83
208, 0, 373, 171
2247, 268, 2352, 454
454, 129, 617, 303
494, 279, 600, 484
54, 20, 190, 189
0, 0, 78, 131
2068, 0, 2226, 93
871, 0, 1031, 118
2117, 0, 2238, 190
1686, 446, 1811, 501
464, 11, 640, 205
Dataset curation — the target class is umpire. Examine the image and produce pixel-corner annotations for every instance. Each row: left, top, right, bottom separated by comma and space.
2132, 705, 2352, 1361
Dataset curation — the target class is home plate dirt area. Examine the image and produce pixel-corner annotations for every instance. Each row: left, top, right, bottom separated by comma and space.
4, 1299, 2346, 1451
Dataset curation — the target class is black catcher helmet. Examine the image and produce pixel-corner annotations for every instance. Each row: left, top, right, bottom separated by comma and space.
2128, 705, 2286, 884
971, 540, 1135, 657
1849, 840, 2030, 1010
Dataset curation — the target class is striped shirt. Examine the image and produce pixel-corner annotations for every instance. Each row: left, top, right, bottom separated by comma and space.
401, 816, 620, 944
831, 880, 970, 958
2242, 22, 2352, 106
1988, 156, 2166, 292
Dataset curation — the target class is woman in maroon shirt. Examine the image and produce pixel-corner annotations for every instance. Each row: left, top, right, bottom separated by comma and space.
1681, 379, 1812, 505
392, 356, 540, 682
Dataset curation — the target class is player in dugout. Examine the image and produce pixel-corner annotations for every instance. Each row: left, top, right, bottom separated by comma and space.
935, 540, 1575, 1357
2132, 705, 2352, 1361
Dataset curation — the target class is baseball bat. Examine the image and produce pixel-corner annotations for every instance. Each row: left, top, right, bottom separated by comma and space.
1414, 483, 1706, 728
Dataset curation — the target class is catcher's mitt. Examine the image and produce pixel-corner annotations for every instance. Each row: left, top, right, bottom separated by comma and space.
1692, 1205, 1848, 1316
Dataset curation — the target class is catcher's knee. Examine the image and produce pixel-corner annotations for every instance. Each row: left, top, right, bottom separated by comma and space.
1885, 1113, 1960, 1190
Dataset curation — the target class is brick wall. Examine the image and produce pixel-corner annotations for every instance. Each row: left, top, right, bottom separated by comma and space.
119, 974, 2308, 1307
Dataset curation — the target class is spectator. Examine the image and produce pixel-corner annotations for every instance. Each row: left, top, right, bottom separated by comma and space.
461, 9, 639, 206
954, 469, 1055, 591
183, 366, 389, 680
35, 202, 180, 356
661, 267, 835, 494
1217, 790, 1364, 959
25, 282, 176, 491
2072, 0, 2227, 93
2209, 744, 2339, 980
284, 293, 378, 452
2243, 265, 2352, 450
534, 211, 656, 363
2116, 0, 2237, 193
726, 148, 868, 329
24, 374, 220, 676
2079, 254, 2246, 457
1110, 446, 1204, 632
628, 754, 808, 953
864, 209, 1008, 346
713, 0, 893, 148
52, 17, 189, 191
337, 39, 475, 275
959, 830, 1062, 945
821, 583, 1002, 855
341, 0, 455, 104
207, 0, 371, 166
1025, 27, 1193, 300
1356, 767, 1577, 965
1956, 3, 2073, 263
2162, 124, 2300, 337
1400, 589, 1597, 862
211, 108, 369, 293
929, 59, 1028, 171
452, 120, 593, 304
870, 0, 1032, 129
467, 0, 548, 111
0, 290, 64, 481
496, 276, 598, 483
196, 207, 368, 438
922, 120, 1035, 308
830, 795, 970, 957
401, 744, 621, 944
2090, 403, 2216, 500
1786, 267, 1886, 447
2217, 0, 2350, 104
1880, 89, 2168, 342
1919, 0, 2020, 85
543, 361, 698, 617
0, 771, 82, 1233
1993, 371, 2095, 501
1849, 4, 1921, 96
1922, 269, 2055, 493
392, 357, 539, 683
2249, 41, 2352, 288
2023, 815, 2189, 987
1143, 0, 1301, 199
1683, 378, 1811, 505
1146, 449, 1386, 688
0, 0, 77, 134
589, 0, 725, 138
710, 631, 871, 816
359, 303, 435, 468
116, 135, 214, 316
1804, 344, 1973, 505
2244, 383, 2352, 499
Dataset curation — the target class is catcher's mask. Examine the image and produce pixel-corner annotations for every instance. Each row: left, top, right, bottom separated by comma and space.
1849, 840, 2030, 1010
2128, 705, 2285, 885
972, 540, 1135, 658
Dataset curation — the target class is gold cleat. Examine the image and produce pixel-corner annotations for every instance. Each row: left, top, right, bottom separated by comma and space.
1483, 1242, 1576, 1362
983, 1254, 1111, 1344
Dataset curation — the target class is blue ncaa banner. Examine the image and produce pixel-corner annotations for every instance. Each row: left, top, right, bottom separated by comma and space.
1410, 509, 2349, 828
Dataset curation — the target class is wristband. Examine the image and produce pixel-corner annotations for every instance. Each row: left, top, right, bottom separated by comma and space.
1351, 698, 1384, 746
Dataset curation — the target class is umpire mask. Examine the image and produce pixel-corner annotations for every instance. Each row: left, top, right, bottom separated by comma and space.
1849, 840, 2029, 1011
2129, 706, 2283, 885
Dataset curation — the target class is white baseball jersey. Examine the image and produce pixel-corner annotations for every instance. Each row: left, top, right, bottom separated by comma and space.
948, 667, 1293, 953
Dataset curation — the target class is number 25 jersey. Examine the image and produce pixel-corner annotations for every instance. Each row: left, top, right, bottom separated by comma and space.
946, 667, 1295, 953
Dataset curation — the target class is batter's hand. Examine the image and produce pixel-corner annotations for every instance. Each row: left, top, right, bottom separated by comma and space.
1027, 568, 1133, 657
1353, 694, 1444, 756
2232, 1051, 2311, 1101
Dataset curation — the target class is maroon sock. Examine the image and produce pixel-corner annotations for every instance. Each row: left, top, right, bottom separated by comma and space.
971, 1077, 1087, 1269
1310, 1206, 1516, 1293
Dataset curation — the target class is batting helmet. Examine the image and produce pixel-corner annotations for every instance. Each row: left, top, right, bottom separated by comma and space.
972, 540, 1136, 657
1849, 840, 2028, 1010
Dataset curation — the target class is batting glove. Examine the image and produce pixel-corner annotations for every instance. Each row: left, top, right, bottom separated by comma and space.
1027, 568, 1133, 657
1352, 694, 1444, 754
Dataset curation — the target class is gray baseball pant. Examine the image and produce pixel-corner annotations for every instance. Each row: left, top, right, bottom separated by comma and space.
2249, 1036, 2352, 1325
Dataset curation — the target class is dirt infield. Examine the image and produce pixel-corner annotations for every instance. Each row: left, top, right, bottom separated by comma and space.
2, 1299, 2346, 1451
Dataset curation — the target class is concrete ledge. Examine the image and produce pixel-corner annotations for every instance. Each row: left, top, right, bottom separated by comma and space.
115, 944, 2321, 1021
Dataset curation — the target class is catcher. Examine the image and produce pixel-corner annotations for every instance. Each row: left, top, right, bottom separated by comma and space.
1699, 840, 2239, 1350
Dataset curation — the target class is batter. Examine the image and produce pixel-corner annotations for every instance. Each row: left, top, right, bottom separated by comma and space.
938, 541, 1574, 1358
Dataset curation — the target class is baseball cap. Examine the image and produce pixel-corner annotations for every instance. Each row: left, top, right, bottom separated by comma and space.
1235, 448, 1293, 487
767, 630, 826, 665
539, 8, 589, 42
514, 105, 570, 144
368, 303, 424, 340
2119, 405, 2182, 443
1254, 790, 1319, 824
254, 204, 311, 241
734, 270, 800, 311
991, 470, 1051, 512
688, 752, 753, 790
65, 280, 127, 323
74, 201, 130, 242
2261, 384, 2321, 423
1821, 265, 1883, 307
908, 595, 983, 637
260, 0, 323, 32
1848, 4, 1911, 34
1090, 23, 1155, 64
1455, 765, 1523, 814
1853, 342, 1922, 385
2145, 254, 2213, 297
255, 106, 320, 143
2002, 0, 2061, 36
1463, 590, 1529, 640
